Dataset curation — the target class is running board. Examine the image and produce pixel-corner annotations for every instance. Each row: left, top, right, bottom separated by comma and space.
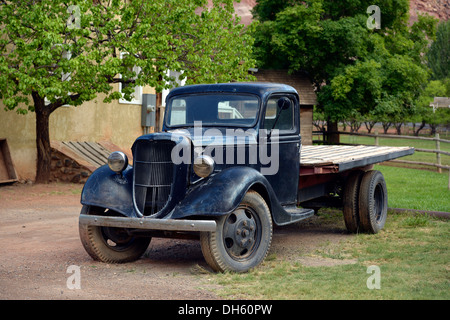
277, 206, 315, 226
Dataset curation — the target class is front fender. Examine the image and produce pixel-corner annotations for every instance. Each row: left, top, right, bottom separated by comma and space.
168, 166, 285, 222
80, 165, 138, 218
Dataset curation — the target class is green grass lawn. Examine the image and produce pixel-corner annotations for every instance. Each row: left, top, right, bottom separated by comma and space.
206, 158, 449, 300
374, 165, 450, 212
209, 210, 449, 300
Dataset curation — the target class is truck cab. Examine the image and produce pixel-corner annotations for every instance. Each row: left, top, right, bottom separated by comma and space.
79, 83, 413, 272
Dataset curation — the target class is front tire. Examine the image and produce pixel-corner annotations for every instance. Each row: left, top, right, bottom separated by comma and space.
200, 191, 273, 273
79, 205, 151, 263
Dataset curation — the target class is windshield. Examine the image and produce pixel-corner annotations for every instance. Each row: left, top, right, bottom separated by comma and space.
165, 94, 260, 128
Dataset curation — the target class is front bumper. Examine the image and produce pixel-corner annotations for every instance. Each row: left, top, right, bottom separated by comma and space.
79, 214, 217, 232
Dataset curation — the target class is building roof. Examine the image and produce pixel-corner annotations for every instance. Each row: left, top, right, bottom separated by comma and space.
430, 97, 450, 108
252, 69, 317, 105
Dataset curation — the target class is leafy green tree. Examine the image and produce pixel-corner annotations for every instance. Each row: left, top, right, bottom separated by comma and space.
251, 0, 437, 140
427, 20, 449, 80
0, 0, 255, 183
409, 20, 449, 136
413, 80, 450, 135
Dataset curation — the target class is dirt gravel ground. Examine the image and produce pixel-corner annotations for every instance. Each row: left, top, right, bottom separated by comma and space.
0, 183, 353, 300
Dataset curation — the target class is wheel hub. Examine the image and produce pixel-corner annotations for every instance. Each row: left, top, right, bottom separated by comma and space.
235, 219, 256, 248
102, 227, 134, 247
223, 207, 259, 260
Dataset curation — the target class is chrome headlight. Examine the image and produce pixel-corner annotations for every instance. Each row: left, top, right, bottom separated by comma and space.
107, 151, 128, 174
193, 155, 215, 178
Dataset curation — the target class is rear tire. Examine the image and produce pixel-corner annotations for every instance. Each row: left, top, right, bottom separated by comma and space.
358, 170, 388, 234
79, 205, 151, 263
343, 170, 364, 233
200, 191, 272, 273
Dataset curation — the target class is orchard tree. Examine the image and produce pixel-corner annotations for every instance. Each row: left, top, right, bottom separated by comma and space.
413, 80, 450, 135
0, 0, 255, 183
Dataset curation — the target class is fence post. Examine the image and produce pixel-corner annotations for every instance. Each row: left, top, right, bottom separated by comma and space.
436, 133, 441, 173
374, 130, 379, 146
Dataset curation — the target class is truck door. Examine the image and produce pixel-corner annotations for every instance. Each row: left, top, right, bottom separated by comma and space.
261, 94, 300, 205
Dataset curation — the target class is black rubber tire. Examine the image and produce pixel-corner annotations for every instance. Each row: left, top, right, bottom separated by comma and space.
200, 190, 273, 273
342, 170, 364, 233
358, 170, 388, 234
79, 205, 151, 263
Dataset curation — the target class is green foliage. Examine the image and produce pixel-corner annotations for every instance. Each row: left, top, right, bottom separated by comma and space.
252, 0, 298, 22
427, 20, 450, 80
251, 0, 438, 124
0, 0, 256, 114
414, 80, 450, 127
0, 0, 256, 182
416, 20, 450, 129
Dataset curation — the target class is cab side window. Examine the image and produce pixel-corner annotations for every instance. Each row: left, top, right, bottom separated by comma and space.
263, 96, 294, 131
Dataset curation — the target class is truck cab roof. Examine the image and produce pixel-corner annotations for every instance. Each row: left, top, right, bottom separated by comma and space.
165, 82, 299, 102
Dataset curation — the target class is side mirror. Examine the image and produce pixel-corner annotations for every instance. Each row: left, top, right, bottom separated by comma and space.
268, 97, 291, 138
277, 97, 291, 110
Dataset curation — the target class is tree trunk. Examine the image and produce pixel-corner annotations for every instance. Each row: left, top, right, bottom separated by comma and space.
364, 121, 376, 133
414, 121, 426, 136
394, 122, 403, 135
155, 91, 162, 132
326, 120, 340, 145
382, 122, 392, 134
430, 124, 437, 136
33, 93, 51, 184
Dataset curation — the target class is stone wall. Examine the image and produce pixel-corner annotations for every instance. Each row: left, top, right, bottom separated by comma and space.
50, 148, 91, 184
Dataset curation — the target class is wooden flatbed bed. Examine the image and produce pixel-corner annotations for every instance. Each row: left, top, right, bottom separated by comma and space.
300, 145, 415, 174
297, 145, 415, 203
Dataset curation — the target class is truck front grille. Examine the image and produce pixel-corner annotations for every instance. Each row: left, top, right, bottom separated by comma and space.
133, 140, 175, 216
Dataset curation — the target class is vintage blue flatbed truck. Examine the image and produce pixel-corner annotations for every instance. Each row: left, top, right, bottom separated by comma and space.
79, 83, 414, 272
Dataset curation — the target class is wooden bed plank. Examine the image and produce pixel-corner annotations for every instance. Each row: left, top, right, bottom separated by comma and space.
300, 145, 414, 171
